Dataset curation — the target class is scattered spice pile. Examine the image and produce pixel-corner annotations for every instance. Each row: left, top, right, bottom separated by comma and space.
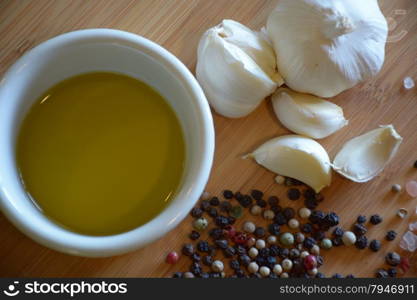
166, 176, 414, 278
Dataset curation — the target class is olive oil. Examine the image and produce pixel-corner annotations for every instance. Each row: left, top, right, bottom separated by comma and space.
17, 72, 185, 236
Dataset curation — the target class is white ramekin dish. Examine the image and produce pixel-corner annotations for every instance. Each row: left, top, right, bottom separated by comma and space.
0, 29, 215, 257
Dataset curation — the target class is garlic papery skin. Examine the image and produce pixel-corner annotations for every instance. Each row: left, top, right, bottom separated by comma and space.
196, 19, 283, 118
272, 88, 348, 139
249, 135, 331, 192
333, 125, 403, 182
266, 0, 388, 98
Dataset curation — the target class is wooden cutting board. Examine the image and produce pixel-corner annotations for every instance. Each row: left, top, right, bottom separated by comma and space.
0, 0, 416, 277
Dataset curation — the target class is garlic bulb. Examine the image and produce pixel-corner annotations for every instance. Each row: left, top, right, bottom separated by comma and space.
272, 88, 348, 139
266, 0, 388, 97
196, 19, 284, 118
249, 135, 331, 192
333, 125, 402, 182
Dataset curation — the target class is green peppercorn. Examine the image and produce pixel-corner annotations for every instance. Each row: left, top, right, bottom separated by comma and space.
321, 238, 333, 249
230, 205, 243, 218
280, 232, 295, 246
193, 217, 208, 231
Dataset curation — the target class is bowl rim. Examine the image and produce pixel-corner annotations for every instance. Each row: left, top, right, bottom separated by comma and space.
0, 28, 215, 257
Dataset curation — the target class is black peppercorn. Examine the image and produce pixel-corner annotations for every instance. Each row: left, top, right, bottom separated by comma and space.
269, 273, 279, 279
346, 274, 355, 278
238, 254, 251, 266
200, 200, 210, 211
208, 246, 217, 256
289, 248, 300, 258
370, 214, 382, 225
223, 190, 234, 199
355, 235, 368, 249
215, 239, 228, 249
239, 195, 253, 208
386, 230, 397, 241
369, 239, 381, 252
219, 201, 232, 213
386, 252, 401, 266
224, 246, 236, 258
309, 210, 325, 224
271, 205, 282, 214
235, 269, 245, 278
200, 272, 210, 279
259, 248, 270, 258
255, 256, 266, 266
251, 189, 264, 200
303, 188, 316, 200
324, 212, 339, 227
268, 223, 281, 235
304, 198, 318, 209
197, 240, 209, 253
209, 272, 221, 278
316, 272, 325, 278
274, 212, 287, 225
316, 255, 324, 267
227, 216, 236, 225
207, 207, 218, 218
250, 273, 262, 278
209, 196, 220, 206
357, 215, 367, 224
312, 231, 325, 241
332, 273, 343, 278
190, 207, 203, 218
191, 253, 201, 262
209, 228, 223, 240
303, 237, 316, 249
352, 223, 367, 236
189, 230, 200, 240
269, 245, 280, 257
215, 215, 229, 228
172, 272, 183, 278
230, 259, 240, 270
287, 188, 301, 200
375, 269, 388, 278
268, 196, 279, 206
332, 227, 344, 237
283, 207, 295, 219
256, 199, 267, 208
387, 268, 397, 278
332, 237, 343, 247
266, 256, 276, 268
182, 244, 194, 256
278, 248, 290, 258
202, 255, 213, 266
190, 262, 202, 275
300, 223, 313, 234
235, 245, 247, 255
254, 226, 266, 238
234, 191, 243, 201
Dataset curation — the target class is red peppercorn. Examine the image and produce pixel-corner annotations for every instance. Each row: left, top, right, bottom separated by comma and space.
166, 251, 179, 264
233, 232, 248, 245
304, 255, 317, 270
223, 225, 236, 238
398, 257, 410, 274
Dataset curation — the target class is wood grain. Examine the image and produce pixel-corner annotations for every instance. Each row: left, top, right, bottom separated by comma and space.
0, 0, 416, 278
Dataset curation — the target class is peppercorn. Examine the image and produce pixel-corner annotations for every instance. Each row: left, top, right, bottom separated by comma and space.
215, 239, 228, 249
223, 190, 234, 199
324, 212, 339, 227
386, 230, 397, 241
271, 205, 282, 214
182, 244, 194, 256
288, 218, 300, 229
352, 223, 367, 236
266, 256, 277, 268
287, 188, 301, 200
230, 205, 243, 218
274, 212, 287, 225
239, 254, 251, 266
386, 252, 401, 266
342, 231, 356, 246
303, 254, 317, 270
269, 245, 280, 257
280, 232, 295, 246
189, 230, 200, 240
224, 246, 236, 258
211, 260, 224, 272
208, 246, 217, 256
303, 237, 316, 249
207, 207, 218, 218
283, 207, 295, 219
189, 262, 202, 275
332, 273, 343, 278
234, 191, 243, 201
295, 232, 305, 243
332, 237, 343, 247
197, 240, 209, 253
202, 255, 213, 266
223, 225, 236, 239
227, 216, 236, 225
268, 196, 279, 206
346, 274, 355, 278
250, 189, 263, 200
303, 188, 316, 199
234, 269, 245, 278
375, 269, 389, 278
250, 205, 262, 216
280, 272, 289, 278
248, 262, 259, 274
193, 217, 208, 231
282, 258, 293, 271
356, 215, 367, 224
256, 199, 267, 208
273, 264, 283, 275
263, 209, 275, 220
200, 200, 210, 211
233, 232, 248, 245
355, 235, 368, 249
387, 268, 397, 278
254, 227, 266, 238
247, 237, 256, 247
300, 223, 313, 234
279, 248, 290, 258
304, 198, 318, 209
259, 248, 270, 259
214, 215, 229, 228
229, 259, 240, 270
370, 214, 382, 225
308, 210, 324, 224
321, 238, 332, 249
289, 248, 300, 259
298, 207, 311, 219
260, 266, 271, 277
239, 195, 253, 208
191, 252, 201, 262
190, 207, 203, 218
269, 273, 279, 279
172, 272, 183, 278
166, 251, 179, 264
242, 221, 255, 233
316, 272, 325, 278
200, 272, 210, 279
209, 228, 223, 240
209, 272, 221, 278
310, 245, 320, 255
219, 201, 232, 212
312, 231, 325, 241
332, 227, 344, 237
369, 239, 381, 252
235, 245, 246, 256
256, 239, 266, 249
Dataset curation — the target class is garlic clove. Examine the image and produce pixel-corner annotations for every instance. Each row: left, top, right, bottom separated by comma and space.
249, 135, 331, 192
333, 125, 403, 182
196, 19, 283, 118
266, 0, 388, 97
272, 88, 348, 139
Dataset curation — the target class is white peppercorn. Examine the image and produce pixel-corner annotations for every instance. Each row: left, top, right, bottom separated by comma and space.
267, 235, 277, 245
280, 232, 294, 246
211, 260, 224, 272
342, 231, 357, 246
282, 258, 293, 271
308, 268, 318, 276
273, 264, 283, 275
288, 218, 300, 229
243, 221, 256, 233
280, 272, 289, 278
184, 272, 195, 278
300, 251, 309, 259
248, 262, 259, 274
255, 239, 266, 249
275, 175, 285, 185
263, 209, 275, 220
260, 266, 271, 277
298, 207, 311, 219
249, 247, 259, 258
311, 245, 320, 255
250, 205, 262, 216
193, 217, 208, 231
